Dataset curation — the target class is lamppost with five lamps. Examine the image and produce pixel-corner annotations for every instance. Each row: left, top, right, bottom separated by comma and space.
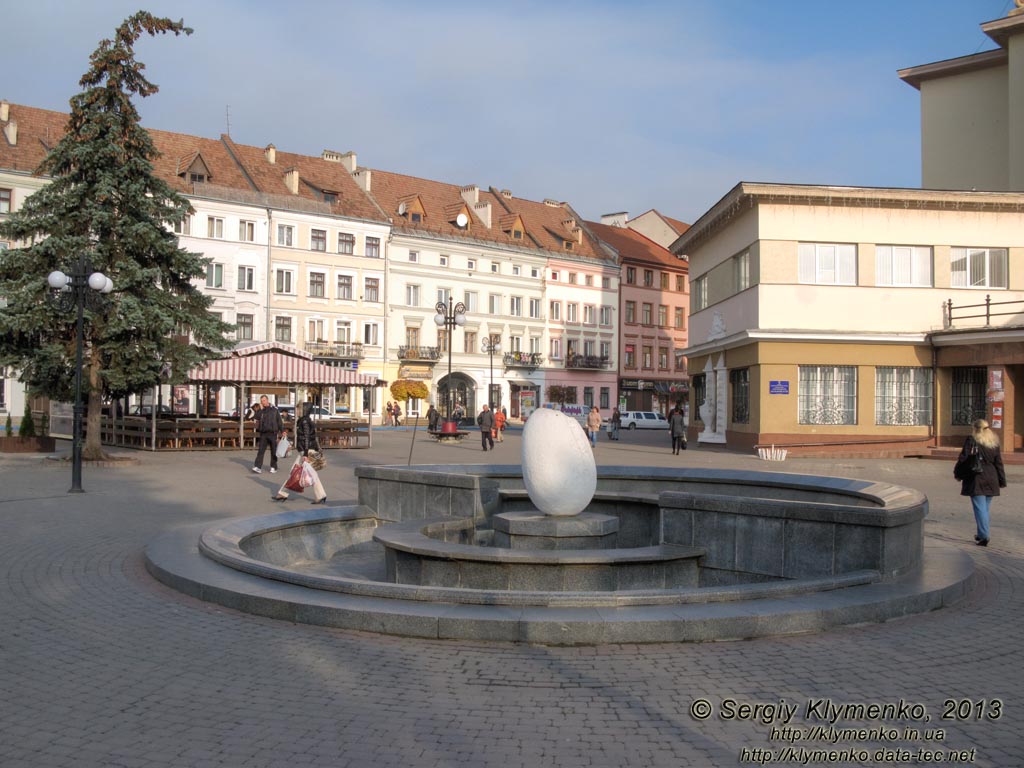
47, 254, 113, 493
434, 296, 466, 424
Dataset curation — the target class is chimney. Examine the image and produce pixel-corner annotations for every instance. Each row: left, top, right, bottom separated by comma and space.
543, 198, 561, 207
2, 119, 17, 146
265, 144, 276, 164
601, 211, 628, 227
474, 201, 492, 228
339, 151, 357, 173
571, 226, 584, 244
460, 184, 479, 206
561, 216, 577, 230
0, 101, 9, 122
500, 189, 512, 199
353, 168, 372, 192
284, 168, 300, 195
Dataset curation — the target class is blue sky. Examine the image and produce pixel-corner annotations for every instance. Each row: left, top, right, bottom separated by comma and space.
1, 1, 1014, 223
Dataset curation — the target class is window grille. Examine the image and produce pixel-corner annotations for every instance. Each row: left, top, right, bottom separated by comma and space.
730, 368, 750, 424
951, 367, 986, 426
875, 367, 932, 425
798, 366, 856, 425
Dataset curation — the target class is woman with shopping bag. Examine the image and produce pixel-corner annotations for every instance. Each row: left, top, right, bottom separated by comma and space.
271, 403, 328, 504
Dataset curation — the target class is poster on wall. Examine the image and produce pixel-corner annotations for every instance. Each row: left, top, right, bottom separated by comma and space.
173, 385, 190, 414
993, 406, 1003, 417
992, 418, 1003, 429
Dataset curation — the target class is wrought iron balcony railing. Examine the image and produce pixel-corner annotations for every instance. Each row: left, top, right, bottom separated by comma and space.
564, 354, 611, 370
305, 342, 365, 359
503, 352, 544, 369
397, 345, 443, 361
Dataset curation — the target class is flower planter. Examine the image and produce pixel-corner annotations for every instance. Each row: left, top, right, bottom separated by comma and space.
0, 436, 57, 453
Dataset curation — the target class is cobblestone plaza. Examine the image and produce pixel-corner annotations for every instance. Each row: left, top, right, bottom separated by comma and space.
1, 431, 1021, 767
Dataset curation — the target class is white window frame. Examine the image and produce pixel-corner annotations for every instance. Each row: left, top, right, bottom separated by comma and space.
205, 262, 224, 288
692, 276, 707, 311
207, 217, 224, 239
950, 247, 1008, 289
237, 265, 255, 292
529, 298, 541, 319
550, 338, 562, 360
463, 291, 478, 312
875, 367, 933, 426
600, 306, 611, 325
583, 305, 595, 324
733, 250, 750, 292
406, 284, 420, 306
363, 322, 380, 346
277, 224, 294, 247
549, 301, 561, 321
876, 245, 932, 287
798, 243, 857, 286
409, 251, 419, 263
440, 254, 449, 267
275, 269, 294, 295
489, 294, 501, 314
239, 220, 256, 242
510, 296, 522, 317
798, 365, 857, 425
336, 320, 352, 343
566, 303, 578, 323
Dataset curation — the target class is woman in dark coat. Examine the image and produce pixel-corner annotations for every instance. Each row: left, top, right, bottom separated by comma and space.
272, 403, 326, 504
957, 419, 1007, 547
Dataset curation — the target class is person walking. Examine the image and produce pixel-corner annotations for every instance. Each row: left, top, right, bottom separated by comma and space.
272, 403, 327, 504
956, 419, 1007, 546
478, 404, 495, 451
426, 403, 440, 432
392, 403, 402, 427
493, 406, 506, 442
385, 401, 394, 426
669, 407, 687, 454
610, 407, 621, 441
586, 406, 602, 448
252, 396, 284, 474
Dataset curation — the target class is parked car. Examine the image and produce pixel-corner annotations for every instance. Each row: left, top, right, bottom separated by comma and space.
619, 411, 669, 430
130, 404, 172, 416
278, 404, 333, 421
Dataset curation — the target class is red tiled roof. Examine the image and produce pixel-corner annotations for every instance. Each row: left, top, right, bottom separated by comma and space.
586, 219, 687, 271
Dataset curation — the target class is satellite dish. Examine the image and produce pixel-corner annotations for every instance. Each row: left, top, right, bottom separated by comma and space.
398, 202, 407, 215
455, 212, 468, 228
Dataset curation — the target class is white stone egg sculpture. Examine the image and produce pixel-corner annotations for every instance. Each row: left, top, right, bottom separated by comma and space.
521, 408, 597, 517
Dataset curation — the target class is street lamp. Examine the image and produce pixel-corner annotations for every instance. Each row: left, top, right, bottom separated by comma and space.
48, 254, 113, 493
481, 336, 501, 410
434, 296, 466, 423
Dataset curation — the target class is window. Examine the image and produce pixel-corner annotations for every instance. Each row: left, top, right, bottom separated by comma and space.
336, 320, 352, 343
730, 368, 750, 424
550, 301, 561, 321
550, 270, 559, 281
363, 323, 379, 346
364, 277, 380, 302
626, 267, 636, 284
0, 188, 11, 213
876, 246, 932, 287
644, 269, 654, 287
172, 216, 191, 236
529, 298, 541, 318
405, 327, 420, 347
277, 224, 294, 246
798, 243, 856, 285
513, 228, 523, 240
510, 335, 522, 352
489, 294, 501, 314
491, 262, 499, 273
583, 340, 595, 357
875, 367, 932, 426
568, 272, 577, 284
205, 263, 223, 288
438, 328, 450, 353
600, 387, 610, 409
658, 305, 668, 327
463, 331, 477, 353
799, 365, 856, 425
693, 276, 707, 311
530, 337, 541, 354
951, 367, 987, 425
337, 274, 353, 300
467, 258, 476, 271
308, 319, 325, 342
510, 297, 522, 316
408, 251, 419, 263
585, 275, 593, 287
338, 232, 355, 254
275, 270, 293, 294
550, 338, 562, 359
567, 303, 578, 322
463, 291, 478, 312
438, 287, 452, 304
274, 317, 292, 342
674, 308, 684, 329
692, 374, 706, 422
660, 272, 669, 290
600, 306, 611, 325
236, 313, 254, 341
733, 251, 750, 292
642, 346, 653, 369
624, 344, 636, 369
676, 274, 685, 292
583, 387, 594, 407
659, 348, 669, 370
311, 229, 327, 252
602, 276, 611, 289
531, 267, 540, 278
600, 341, 611, 360
365, 237, 381, 258
322, 191, 337, 204
674, 350, 686, 371
206, 217, 224, 239
406, 285, 420, 306
950, 247, 1007, 289
237, 266, 255, 291
308, 272, 325, 298
583, 305, 595, 324
440, 255, 448, 267
239, 220, 255, 242
642, 303, 653, 325
410, 212, 421, 223
625, 301, 636, 323
513, 265, 521, 276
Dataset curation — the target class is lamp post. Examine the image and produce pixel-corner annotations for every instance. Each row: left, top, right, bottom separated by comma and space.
434, 296, 466, 422
47, 254, 113, 493
481, 336, 501, 409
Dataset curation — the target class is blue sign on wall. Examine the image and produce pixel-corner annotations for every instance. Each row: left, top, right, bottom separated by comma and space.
769, 380, 790, 395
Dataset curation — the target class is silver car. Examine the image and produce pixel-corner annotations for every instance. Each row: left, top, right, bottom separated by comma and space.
620, 411, 669, 430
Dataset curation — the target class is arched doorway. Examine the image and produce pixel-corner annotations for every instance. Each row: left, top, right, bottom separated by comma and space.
437, 372, 478, 425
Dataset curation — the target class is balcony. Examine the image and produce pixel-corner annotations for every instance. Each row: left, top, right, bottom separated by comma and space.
397, 345, 443, 362
305, 342, 365, 359
503, 352, 544, 370
564, 354, 611, 370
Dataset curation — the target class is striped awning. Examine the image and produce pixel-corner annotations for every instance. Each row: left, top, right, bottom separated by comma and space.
188, 342, 381, 386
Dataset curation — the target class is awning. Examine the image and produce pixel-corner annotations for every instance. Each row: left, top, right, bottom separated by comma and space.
188, 341, 382, 386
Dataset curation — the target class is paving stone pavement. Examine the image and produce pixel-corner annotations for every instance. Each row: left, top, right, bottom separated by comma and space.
1, 430, 1022, 767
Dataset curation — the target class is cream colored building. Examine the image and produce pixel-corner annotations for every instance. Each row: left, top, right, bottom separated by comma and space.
674, 183, 1024, 455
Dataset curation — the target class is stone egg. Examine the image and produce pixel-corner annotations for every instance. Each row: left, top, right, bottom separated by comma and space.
521, 408, 596, 517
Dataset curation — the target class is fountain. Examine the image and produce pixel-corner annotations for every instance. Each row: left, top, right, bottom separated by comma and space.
145, 413, 975, 644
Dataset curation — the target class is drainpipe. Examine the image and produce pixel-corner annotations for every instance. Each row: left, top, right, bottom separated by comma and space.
265, 207, 273, 341
931, 343, 939, 449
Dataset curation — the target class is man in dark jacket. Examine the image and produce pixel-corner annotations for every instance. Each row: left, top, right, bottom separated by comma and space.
478, 404, 495, 452
252, 395, 284, 474
426, 404, 440, 432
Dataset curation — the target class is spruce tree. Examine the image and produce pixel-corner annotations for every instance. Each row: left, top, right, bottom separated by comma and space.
0, 12, 232, 458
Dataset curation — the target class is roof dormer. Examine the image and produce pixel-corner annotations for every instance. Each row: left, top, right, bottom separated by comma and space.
177, 152, 211, 185
499, 213, 526, 241
446, 202, 473, 231
397, 194, 426, 223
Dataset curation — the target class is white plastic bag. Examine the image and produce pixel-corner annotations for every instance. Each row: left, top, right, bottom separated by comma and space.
276, 436, 291, 459
300, 462, 319, 489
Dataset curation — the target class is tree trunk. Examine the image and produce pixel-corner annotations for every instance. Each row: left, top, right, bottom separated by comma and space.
82, 348, 107, 460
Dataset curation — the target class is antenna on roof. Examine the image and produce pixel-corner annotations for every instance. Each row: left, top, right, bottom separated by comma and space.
225, 105, 231, 137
